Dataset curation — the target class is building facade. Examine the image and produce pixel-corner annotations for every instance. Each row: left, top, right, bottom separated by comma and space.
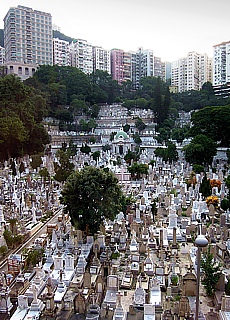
53, 38, 70, 66
171, 51, 212, 92
213, 41, 230, 86
110, 49, 125, 84
93, 46, 111, 73
4, 5, 53, 66
0, 47, 5, 65
70, 39, 93, 74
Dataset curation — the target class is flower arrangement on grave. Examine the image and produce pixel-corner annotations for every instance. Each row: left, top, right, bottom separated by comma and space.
206, 195, 219, 208
210, 179, 221, 190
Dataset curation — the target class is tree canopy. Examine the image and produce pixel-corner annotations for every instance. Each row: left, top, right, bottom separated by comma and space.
189, 105, 230, 147
60, 166, 124, 234
0, 75, 49, 160
182, 134, 217, 166
201, 246, 222, 297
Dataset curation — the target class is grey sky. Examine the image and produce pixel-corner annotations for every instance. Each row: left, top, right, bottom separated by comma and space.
1, 0, 229, 61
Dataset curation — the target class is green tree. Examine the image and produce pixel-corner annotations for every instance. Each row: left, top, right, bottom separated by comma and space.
127, 163, 148, 180
154, 142, 178, 163
199, 174, 212, 199
54, 149, 75, 182
135, 117, 146, 133
0, 245, 7, 257
192, 164, 204, 174
92, 151, 100, 161
123, 124, 130, 133
225, 175, 230, 190
136, 98, 148, 109
221, 198, 230, 211
102, 144, 111, 152
25, 248, 45, 268
47, 83, 67, 111
60, 166, 124, 234
182, 134, 217, 166
0, 75, 49, 160
80, 144, 91, 155
19, 161, 25, 174
68, 139, 77, 156
201, 246, 222, 297
150, 198, 158, 221
30, 154, 43, 170
39, 167, 50, 186
123, 99, 136, 109
10, 160, 17, 176
110, 132, 117, 142
133, 133, 142, 145
171, 127, 188, 144
124, 149, 140, 164
189, 105, 230, 147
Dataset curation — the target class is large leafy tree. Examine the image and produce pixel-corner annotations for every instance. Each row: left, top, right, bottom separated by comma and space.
54, 149, 75, 182
89, 70, 121, 104
199, 174, 212, 199
0, 75, 49, 160
189, 105, 230, 147
154, 141, 178, 163
182, 134, 217, 166
201, 246, 222, 297
32, 65, 92, 105
127, 163, 148, 180
60, 166, 124, 234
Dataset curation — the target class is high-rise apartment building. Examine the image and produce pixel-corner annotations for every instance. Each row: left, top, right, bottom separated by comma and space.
53, 38, 70, 66
171, 51, 212, 92
198, 53, 212, 87
129, 48, 166, 89
0, 47, 5, 64
123, 52, 132, 83
110, 49, 125, 84
213, 41, 230, 86
93, 46, 111, 73
154, 56, 166, 81
70, 39, 93, 74
4, 5, 53, 66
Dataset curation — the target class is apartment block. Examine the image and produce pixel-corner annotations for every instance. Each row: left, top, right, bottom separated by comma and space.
129, 48, 165, 89
53, 38, 70, 66
4, 5, 53, 66
70, 39, 93, 74
110, 49, 125, 84
198, 53, 212, 87
93, 46, 111, 73
171, 51, 212, 92
0, 46, 5, 64
123, 51, 132, 82
154, 56, 166, 81
213, 41, 230, 86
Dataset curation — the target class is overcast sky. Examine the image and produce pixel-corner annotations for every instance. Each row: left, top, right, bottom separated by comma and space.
1, 0, 229, 62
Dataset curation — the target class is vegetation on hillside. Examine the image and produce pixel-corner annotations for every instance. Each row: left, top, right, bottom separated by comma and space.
60, 166, 124, 234
0, 75, 50, 160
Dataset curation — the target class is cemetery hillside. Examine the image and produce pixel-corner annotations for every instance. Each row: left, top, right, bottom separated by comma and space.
0, 66, 230, 320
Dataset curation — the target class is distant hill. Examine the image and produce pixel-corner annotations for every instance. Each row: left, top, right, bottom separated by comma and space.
0, 29, 4, 47
53, 30, 74, 43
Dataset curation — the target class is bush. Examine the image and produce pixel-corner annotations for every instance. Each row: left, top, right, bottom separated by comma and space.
171, 274, 178, 286
193, 164, 204, 173
0, 245, 7, 257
